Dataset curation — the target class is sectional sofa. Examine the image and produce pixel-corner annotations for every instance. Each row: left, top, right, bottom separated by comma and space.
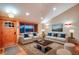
19, 32, 67, 44
19, 32, 39, 44
46, 32, 66, 44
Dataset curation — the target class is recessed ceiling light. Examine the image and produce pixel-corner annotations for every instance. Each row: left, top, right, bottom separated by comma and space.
46, 24, 49, 25
53, 7, 56, 11
26, 12, 30, 16
12, 10, 18, 14
41, 17, 44, 20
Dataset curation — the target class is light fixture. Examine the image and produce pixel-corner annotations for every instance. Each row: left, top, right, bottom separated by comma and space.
41, 18, 49, 24
45, 23, 49, 29
46, 23, 49, 26
6, 9, 11, 13
12, 10, 18, 15
26, 12, 30, 16
64, 21, 72, 28
53, 7, 56, 11
41, 17, 44, 20
69, 29, 75, 39
4, 6, 18, 18
5, 7, 18, 15
8, 13, 15, 18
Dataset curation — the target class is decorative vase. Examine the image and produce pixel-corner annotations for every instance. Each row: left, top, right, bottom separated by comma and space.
41, 32, 45, 41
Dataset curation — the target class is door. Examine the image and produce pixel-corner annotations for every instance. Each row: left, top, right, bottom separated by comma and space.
0, 20, 3, 48
2, 21, 17, 47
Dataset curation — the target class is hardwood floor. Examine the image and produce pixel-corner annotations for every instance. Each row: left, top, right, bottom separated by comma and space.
19, 42, 64, 55
1, 42, 79, 55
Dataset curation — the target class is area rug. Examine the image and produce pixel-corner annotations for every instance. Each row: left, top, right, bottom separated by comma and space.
20, 43, 45, 55
5, 45, 21, 55
19, 42, 64, 55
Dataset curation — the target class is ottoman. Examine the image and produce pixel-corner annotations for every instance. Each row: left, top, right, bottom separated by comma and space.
56, 48, 72, 55
74, 45, 79, 54
64, 43, 75, 53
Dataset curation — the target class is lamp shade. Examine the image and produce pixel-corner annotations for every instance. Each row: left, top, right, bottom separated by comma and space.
8, 13, 15, 18
69, 29, 75, 33
41, 29, 45, 32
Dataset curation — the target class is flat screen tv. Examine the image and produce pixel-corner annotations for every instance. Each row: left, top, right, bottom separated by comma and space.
52, 24, 63, 32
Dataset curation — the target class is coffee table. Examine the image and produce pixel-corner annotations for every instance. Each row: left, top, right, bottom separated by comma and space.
34, 40, 52, 53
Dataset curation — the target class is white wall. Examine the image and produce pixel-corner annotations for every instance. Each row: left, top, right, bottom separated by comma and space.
46, 4, 79, 41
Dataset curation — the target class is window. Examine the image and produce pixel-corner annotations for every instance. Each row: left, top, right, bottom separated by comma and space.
25, 25, 34, 32
20, 23, 35, 33
20, 24, 25, 33
4, 21, 14, 27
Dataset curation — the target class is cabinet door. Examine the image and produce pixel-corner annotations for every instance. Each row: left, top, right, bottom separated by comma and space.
2, 21, 17, 47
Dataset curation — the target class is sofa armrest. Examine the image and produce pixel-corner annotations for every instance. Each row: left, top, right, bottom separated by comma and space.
56, 37, 66, 42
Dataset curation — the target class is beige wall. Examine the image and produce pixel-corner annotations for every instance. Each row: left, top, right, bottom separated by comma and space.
46, 4, 79, 41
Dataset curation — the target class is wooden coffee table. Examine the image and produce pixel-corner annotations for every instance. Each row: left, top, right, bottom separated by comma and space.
34, 40, 52, 53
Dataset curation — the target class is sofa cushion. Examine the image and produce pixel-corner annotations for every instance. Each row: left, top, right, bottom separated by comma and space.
48, 33, 52, 36
50, 36, 57, 39
24, 37, 32, 40
24, 34, 29, 38
53, 33, 58, 37
46, 36, 56, 39
33, 33, 37, 36
58, 34, 66, 38
56, 37, 66, 42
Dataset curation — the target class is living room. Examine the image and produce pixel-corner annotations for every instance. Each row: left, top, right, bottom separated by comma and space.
0, 3, 79, 55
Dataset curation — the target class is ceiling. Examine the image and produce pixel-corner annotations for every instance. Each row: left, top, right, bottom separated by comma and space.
0, 3, 78, 23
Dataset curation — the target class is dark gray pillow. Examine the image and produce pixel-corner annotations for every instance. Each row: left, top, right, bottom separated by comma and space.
53, 33, 58, 37
60, 34, 66, 38
33, 33, 37, 36
24, 34, 29, 38
48, 33, 52, 36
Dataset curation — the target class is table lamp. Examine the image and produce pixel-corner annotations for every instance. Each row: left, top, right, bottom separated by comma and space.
69, 29, 75, 39
41, 29, 45, 41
